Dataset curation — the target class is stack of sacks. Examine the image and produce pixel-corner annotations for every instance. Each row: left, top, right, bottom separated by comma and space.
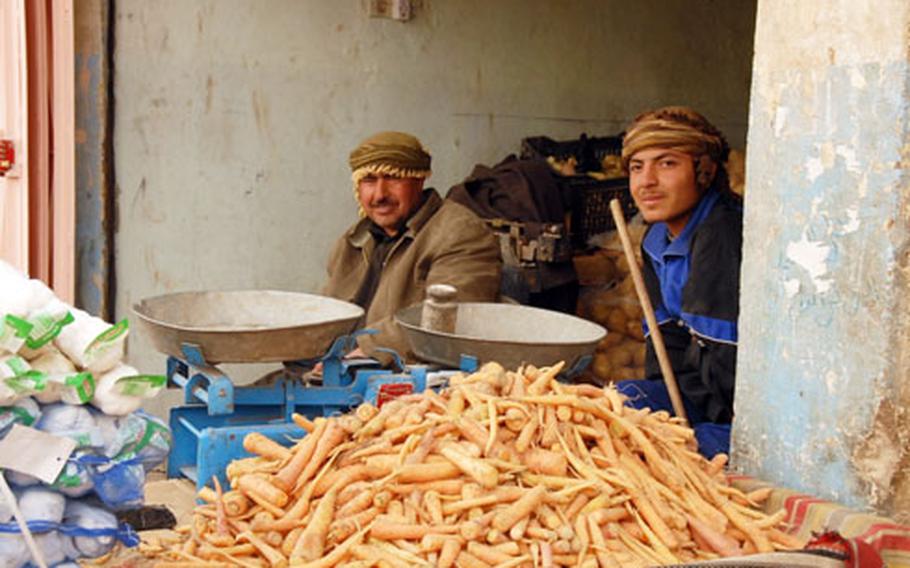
0, 260, 168, 567
574, 218, 648, 383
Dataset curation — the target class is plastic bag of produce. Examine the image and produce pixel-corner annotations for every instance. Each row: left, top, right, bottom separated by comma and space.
0, 398, 41, 438
0, 262, 50, 319
59, 500, 133, 560
0, 315, 32, 356
53, 310, 127, 375
94, 411, 171, 468
0, 357, 42, 406
19, 298, 74, 356
34, 404, 102, 449
0, 533, 29, 567
27, 348, 95, 405
80, 455, 146, 511
17, 487, 65, 524
90, 366, 165, 416
34, 530, 67, 566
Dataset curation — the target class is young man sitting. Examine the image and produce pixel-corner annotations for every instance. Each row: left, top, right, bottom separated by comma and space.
615, 107, 743, 458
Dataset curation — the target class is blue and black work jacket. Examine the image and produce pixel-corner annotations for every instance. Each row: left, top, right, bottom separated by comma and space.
640, 189, 743, 423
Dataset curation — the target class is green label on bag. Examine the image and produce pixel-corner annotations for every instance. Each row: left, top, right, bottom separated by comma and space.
5, 370, 47, 393
61, 372, 95, 404
86, 318, 129, 354
25, 310, 74, 349
0, 405, 38, 426
3, 356, 30, 377
2, 315, 32, 340
129, 418, 170, 457
115, 374, 166, 397
0, 316, 30, 355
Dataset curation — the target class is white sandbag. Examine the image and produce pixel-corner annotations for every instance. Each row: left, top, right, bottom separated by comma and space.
27, 348, 94, 406
0, 316, 31, 356
17, 488, 65, 524
0, 398, 41, 438
23, 347, 73, 375
21, 298, 73, 354
59, 501, 117, 560
35, 404, 102, 449
90, 365, 148, 416
93, 410, 171, 466
0, 357, 33, 406
0, 356, 29, 381
0, 490, 10, 524
0, 262, 30, 318
53, 310, 127, 375
34, 531, 66, 566
0, 533, 29, 568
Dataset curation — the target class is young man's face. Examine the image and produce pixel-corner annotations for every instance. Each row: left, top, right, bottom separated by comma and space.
628, 148, 702, 236
358, 173, 425, 236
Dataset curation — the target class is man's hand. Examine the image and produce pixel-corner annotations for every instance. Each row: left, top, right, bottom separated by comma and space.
345, 346, 368, 360
309, 346, 370, 377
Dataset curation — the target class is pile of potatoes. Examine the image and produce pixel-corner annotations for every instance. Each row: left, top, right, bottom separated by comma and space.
573, 221, 649, 384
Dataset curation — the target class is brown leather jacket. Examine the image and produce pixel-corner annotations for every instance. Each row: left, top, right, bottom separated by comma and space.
321, 190, 502, 360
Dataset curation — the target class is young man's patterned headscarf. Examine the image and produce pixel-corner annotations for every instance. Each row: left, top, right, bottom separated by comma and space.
622, 107, 730, 191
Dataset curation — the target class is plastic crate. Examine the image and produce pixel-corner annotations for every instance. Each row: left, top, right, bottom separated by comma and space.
521, 134, 637, 249
568, 176, 635, 249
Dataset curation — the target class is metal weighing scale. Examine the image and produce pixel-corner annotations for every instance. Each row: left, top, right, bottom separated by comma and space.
133, 290, 606, 491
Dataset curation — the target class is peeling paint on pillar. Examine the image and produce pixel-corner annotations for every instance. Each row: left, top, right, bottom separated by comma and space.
734, 1, 910, 521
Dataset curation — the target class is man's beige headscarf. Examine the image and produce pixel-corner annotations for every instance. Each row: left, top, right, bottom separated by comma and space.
622, 107, 729, 190
349, 132, 432, 215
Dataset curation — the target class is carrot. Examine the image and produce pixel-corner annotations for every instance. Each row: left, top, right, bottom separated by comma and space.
441, 486, 524, 516
388, 479, 465, 496
423, 490, 443, 524
746, 487, 773, 505
492, 485, 547, 532
236, 531, 287, 568
584, 516, 617, 568
467, 541, 515, 565
511, 416, 537, 455
237, 475, 289, 508
293, 421, 347, 493
527, 361, 565, 395
293, 523, 370, 568
312, 464, 370, 497
565, 493, 591, 522
273, 419, 327, 492
456, 550, 493, 568
291, 413, 316, 433
522, 448, 568, 477
439, 444, 499, 489
687, 514, 742, 557
289, 484, 338, 562
327, 508, 380, 544
337, 487, 375, 518
370, 518, 459, 540
243, 432, 292, 462
438, 537, 462, 568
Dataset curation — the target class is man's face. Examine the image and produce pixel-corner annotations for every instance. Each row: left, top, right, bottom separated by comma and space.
628, 147, 702, 236
358, 173, 425, 236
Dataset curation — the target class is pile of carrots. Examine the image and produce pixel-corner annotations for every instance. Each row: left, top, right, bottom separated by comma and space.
143, 361, 804, 567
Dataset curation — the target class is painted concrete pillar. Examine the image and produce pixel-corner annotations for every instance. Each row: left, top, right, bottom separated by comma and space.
733, 0, 910, 521
74, 0, 112, 318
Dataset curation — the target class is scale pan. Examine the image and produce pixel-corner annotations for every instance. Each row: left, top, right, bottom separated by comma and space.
396, 302, 606, 370
133, 290, 363, 363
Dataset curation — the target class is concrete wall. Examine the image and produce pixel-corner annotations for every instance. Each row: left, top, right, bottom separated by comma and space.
111, 0, 757, 415
734, 0, 910, 520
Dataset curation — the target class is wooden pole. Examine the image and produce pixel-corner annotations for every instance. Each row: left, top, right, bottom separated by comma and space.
609, 199, 688, 424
